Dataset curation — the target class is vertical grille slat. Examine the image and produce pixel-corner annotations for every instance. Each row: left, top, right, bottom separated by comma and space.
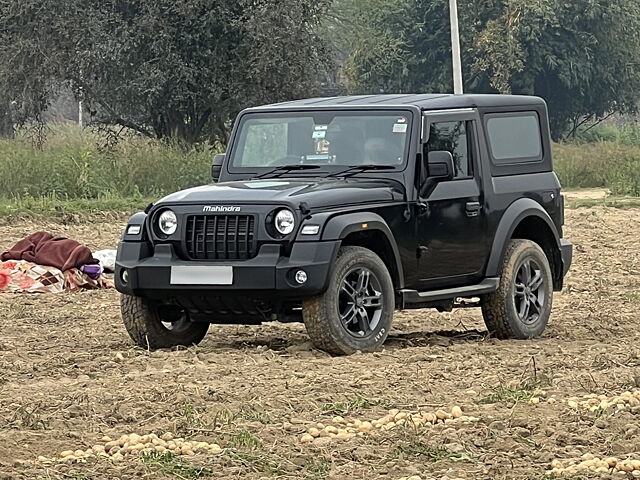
188, 217, 196, 257
223, 216, 229, 259
213, 215, 219, 259
234, 216, 240, 257
202, 215, 208, 259
185, 214, 256, 260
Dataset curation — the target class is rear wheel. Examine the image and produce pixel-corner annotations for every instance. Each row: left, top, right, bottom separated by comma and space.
303, 246, 395, 355
481, 239, 553, 339
120, 294, 209, 349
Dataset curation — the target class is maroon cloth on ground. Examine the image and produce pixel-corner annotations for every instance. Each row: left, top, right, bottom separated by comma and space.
1, 231, 98, 271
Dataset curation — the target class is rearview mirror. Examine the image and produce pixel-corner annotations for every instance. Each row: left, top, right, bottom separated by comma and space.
211, 153, 225, 182
427, 150, 454, 181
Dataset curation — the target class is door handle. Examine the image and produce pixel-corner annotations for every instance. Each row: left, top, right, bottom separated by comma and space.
465, 201, 481, 217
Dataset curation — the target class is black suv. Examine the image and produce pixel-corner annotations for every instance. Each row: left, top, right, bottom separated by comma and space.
115, 94, 572, 355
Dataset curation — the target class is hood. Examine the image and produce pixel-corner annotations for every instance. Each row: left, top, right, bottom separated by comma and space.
156, 177, 405, 210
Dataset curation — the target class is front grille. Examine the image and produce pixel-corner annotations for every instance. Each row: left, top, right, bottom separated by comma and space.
185, 215, 256, 260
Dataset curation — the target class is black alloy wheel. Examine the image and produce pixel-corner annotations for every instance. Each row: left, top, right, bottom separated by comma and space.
513, 258, 547, 325
339, 267, 384, 338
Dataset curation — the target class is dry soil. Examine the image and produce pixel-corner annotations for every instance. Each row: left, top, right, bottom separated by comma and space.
1, 206, 640, 480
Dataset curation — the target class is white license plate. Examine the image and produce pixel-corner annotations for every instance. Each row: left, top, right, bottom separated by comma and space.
170, 266, 233, 285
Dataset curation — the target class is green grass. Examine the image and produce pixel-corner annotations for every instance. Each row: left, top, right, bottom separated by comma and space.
574, 122, 640, 146
478, 386, 538, 405
140, 451, 212, 479
391, 437, 471, 462
554, 142, 640, 196
224, 450, 283, 475
1, 123, 639, 218
304, 458, 332, 479
0, 194, 152, 219
228, 430, 263, 451
479, 368, 551, 405
320, 396, 391, 416
565, 195, 640, 209
212, 406, 271, 430
0, 123, 218, 201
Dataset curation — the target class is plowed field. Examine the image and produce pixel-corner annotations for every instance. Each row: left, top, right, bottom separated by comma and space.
1, 205, 640, 480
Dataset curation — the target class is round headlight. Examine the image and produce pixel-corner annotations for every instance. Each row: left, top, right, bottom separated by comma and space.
274, 209, 296, 235
158, 210, 178, 236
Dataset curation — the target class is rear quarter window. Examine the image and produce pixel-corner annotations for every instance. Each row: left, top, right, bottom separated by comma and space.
485, 112, 543, 164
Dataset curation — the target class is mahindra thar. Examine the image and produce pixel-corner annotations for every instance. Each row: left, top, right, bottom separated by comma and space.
115, 94, 573, 355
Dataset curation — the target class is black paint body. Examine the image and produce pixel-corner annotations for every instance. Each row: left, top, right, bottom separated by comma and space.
115, 94, 572, 318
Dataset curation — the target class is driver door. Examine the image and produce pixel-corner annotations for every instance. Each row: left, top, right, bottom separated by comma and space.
417, 111, 489, 289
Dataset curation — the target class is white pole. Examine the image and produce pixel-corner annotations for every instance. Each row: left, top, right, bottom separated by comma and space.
78, 67, 84, 127
449, 0, 464, 94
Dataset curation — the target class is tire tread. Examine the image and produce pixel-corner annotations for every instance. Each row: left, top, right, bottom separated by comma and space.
481, 239, 552, 339
303, 246, 394, 355
120, 294, 208, 349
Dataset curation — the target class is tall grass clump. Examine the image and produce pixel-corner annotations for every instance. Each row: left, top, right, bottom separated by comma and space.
553, 142, 640, 196
574, 122, 640, 146
0, 124, 218, 201
1, 123, 640, 210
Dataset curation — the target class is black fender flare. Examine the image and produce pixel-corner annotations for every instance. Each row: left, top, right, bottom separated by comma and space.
321, 212, 404, 288
486, 198, 561, 278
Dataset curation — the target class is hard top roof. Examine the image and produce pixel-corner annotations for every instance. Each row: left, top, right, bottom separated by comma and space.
249, 93, 545, 111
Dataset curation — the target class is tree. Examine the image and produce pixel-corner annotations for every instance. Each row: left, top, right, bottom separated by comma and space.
0, 101, 13, 139
339, 0, 640, 139
0, 0, 331, 144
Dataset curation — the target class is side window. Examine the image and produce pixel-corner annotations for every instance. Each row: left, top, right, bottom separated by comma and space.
485, 112, 542, 164
425, 121, 472, 179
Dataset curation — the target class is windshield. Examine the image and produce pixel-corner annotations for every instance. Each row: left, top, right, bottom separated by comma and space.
229, 111, 411, 171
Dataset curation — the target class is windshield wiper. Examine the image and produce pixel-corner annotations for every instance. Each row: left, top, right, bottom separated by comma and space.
256, 165, 321, 179
327, 164, 396, 178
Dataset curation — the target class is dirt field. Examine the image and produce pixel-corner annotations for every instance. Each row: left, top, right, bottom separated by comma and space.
1, 206, 640, 480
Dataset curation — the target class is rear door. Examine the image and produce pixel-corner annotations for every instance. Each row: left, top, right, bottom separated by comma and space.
417, 110, 489, 289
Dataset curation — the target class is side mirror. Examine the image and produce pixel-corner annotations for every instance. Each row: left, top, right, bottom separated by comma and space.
419, 150, 454, 198
427, 150, 454, 181
211, 153, 225, 182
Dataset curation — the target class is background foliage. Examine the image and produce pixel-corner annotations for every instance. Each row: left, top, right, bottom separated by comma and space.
0, 0, 330, 144
2, 0, 639, 141
337, 0, 640, 139
0, 127, 638, 207
0, 0, 639, 208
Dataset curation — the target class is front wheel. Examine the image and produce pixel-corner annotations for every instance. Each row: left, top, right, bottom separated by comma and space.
120, 295, 209, 349
481, 239, 553, 339
303, 246, 395, 355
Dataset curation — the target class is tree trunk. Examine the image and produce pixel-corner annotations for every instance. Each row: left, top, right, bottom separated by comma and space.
0, 102, 14, 139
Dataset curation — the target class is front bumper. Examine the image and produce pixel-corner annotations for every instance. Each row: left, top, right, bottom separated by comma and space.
115, 240, 340, 299
560, 238, 573, 277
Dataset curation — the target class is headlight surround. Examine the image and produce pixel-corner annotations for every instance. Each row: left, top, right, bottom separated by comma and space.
274, 209, 296, 236
157, 209, 178, 236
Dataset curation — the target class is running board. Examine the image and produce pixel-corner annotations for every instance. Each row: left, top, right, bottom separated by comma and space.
399, 277, 500, 306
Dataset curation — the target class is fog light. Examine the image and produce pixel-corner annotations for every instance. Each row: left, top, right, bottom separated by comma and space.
121, 269, 129, 284
295, 270, 308, 285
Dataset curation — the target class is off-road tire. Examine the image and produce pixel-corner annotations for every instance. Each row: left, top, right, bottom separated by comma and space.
120, 294, 209, 349
482, 239, 553, 339
303, 246, 395, 355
